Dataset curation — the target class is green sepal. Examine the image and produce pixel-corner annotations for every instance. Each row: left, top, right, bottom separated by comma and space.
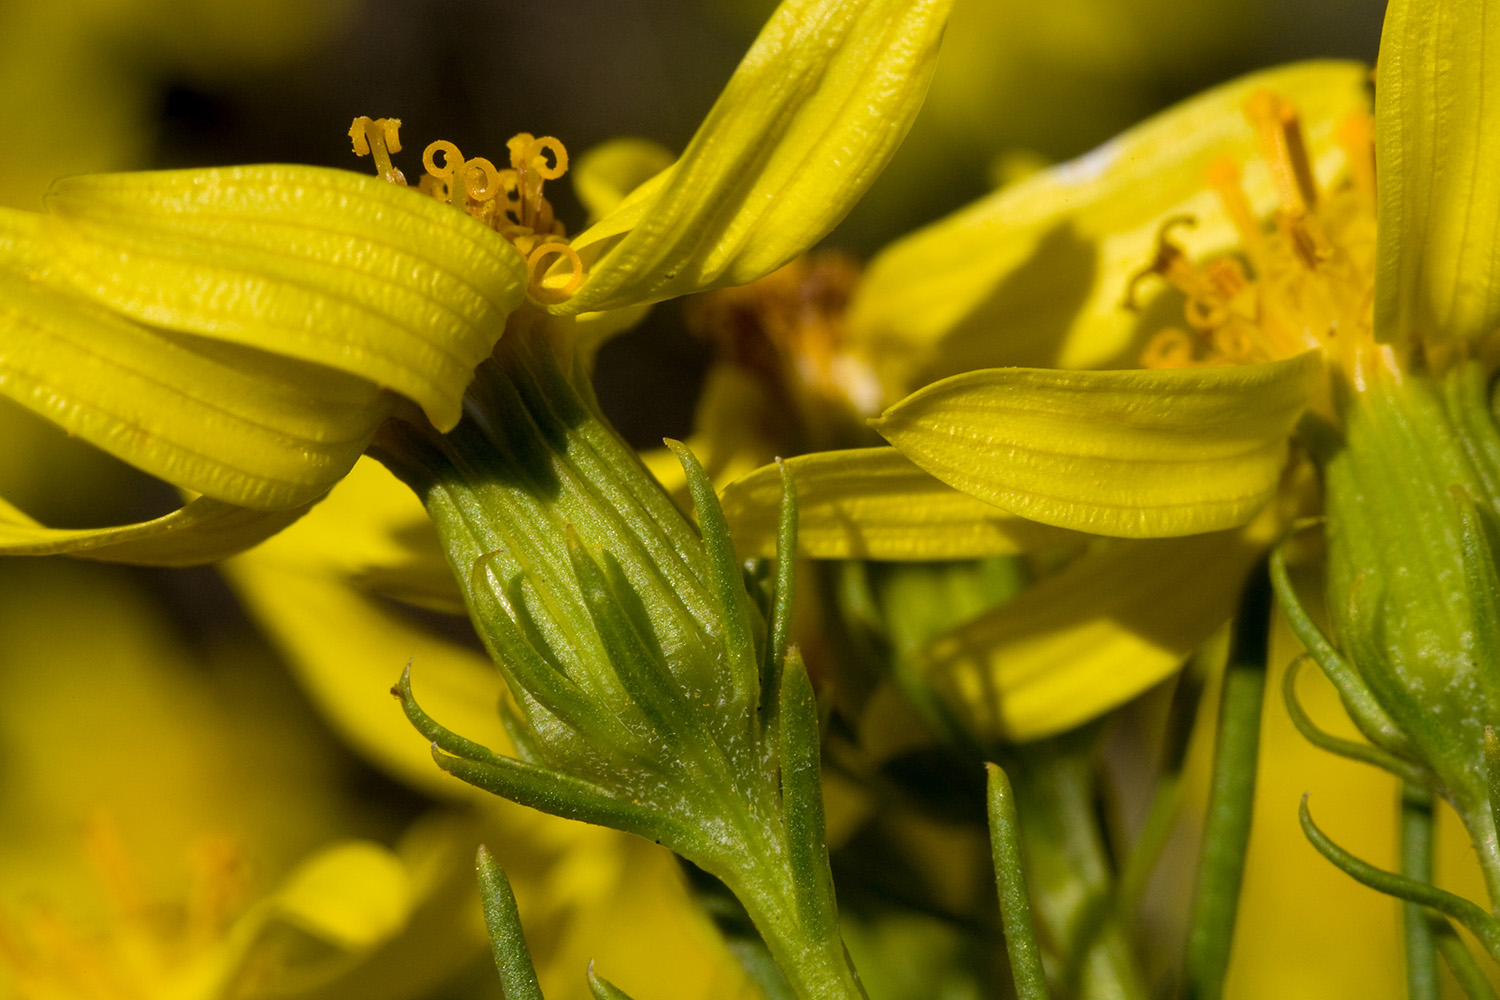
778, 647, 836, 944
563, 527, 719, 764
394, 661, 513, 767
476, 846, 546, 1000
1485, 727, 1500, 864
395, 663, 687, 845
465, 567, 629, 747
1299, 795, 1500, 961
763, 460, 799, 720
669, 439, 760, 717
1452, 487, 1500, 715
433, 750, 688, 848
1281, 657, 1429, 786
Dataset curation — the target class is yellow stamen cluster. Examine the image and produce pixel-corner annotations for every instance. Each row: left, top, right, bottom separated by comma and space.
0, 814, 250, 1000
350, 116, 584, 303
1134, 92, 1377, 375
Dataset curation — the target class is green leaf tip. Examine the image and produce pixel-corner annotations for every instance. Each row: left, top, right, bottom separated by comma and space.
477, 846, 546, 1000
984, 762, 1051, 1000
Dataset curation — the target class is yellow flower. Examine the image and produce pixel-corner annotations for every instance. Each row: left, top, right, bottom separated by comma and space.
711, 60, 1362, 741
0, 0, 951, 566
722, 0, 1500, 746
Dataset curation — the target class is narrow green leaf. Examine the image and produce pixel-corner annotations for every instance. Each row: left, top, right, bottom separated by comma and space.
1299, 795, 1500, 962
872, 353, 1321, 538
1281, 657, 1428, 785
984, 763, 1051, 1000
432, 749, 686, 848
555, 0, 952, 314
1269, 538, 1407, 750
41, 165, 527, 430
0, 493, 314, 565
476, 847, 547, 1000
1375, 0, 1500, 344
721, 447, 1085, 560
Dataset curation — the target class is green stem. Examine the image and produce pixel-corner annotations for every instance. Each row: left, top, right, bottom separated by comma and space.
1116, 653, 1208, 929
1432, 918, 1500, 1000
1184, 559, 1271, 1000
1402, 783, 1440, 1000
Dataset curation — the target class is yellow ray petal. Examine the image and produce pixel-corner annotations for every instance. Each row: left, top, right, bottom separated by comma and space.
238, 457, 461, 613
553, 0, 952, 314
721, 447, 1086, 560
847, 61, 1368, 392
571, 138, 674, 222
226, 553, 507, 800
1, 206, 402, 510
1374, 0, 1500, 344
0, 493, 314, 566
872, 352, 1321, 537
922, 522, 1271, 742
40, 164, 527, 431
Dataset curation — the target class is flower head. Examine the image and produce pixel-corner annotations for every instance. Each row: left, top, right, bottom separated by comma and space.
0, 0, 951, 568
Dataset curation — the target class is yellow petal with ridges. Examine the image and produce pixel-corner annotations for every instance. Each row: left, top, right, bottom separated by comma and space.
1, 207, 389, 509
225, 555, 508, 800
1375, 0, 1500, 344
42, 164, 527, 431
553, 0, 952, 314
0, 493, 314, 565
923, 521, 1270, 742
722, 447, 1086, 559
847, 61, 1368, 393
872, 351, 1321, 538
